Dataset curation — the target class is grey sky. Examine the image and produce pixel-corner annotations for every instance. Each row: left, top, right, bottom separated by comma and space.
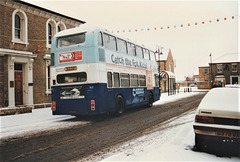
25, 0, 239, 81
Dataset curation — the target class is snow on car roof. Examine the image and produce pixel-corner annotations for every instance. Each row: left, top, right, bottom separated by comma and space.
198, 87, 240, 116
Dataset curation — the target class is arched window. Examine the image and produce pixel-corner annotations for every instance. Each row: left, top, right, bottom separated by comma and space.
15, 15, 21, 39
57, 22, 66, 33
57, 25, 61, 32
46, 19, 57, 48
48, 23, 53, 44
12, 9, 28, 45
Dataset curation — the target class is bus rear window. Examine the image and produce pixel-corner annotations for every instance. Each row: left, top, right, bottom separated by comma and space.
57, 72, 87, 83
58, 33, 85, 48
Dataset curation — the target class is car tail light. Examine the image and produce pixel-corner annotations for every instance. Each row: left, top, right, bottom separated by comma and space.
52, 101, 56, 111
91, 100, 95, 111
195, 115, 214, 124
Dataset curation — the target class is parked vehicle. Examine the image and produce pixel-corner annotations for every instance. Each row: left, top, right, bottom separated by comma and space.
193, 87, 240, 155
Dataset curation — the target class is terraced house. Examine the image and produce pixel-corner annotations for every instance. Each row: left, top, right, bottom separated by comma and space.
198, 53, 240, 89
0, 0, 85, 108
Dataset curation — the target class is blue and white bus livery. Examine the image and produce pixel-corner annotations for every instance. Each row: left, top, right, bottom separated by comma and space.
50, 26, 160, 116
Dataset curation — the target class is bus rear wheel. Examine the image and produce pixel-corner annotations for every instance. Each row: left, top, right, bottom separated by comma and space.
115, 95, 124, 116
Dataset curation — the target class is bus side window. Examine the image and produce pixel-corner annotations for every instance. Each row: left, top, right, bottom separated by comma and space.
117, 38, 127, 54
98, 32, 103, 46
139, 75, 146, 86
113, 72, 120, 87
103, 33, 117, 51
150, 51, 156, 61
154, 74, 159, 87
143, 49, 150, 60
107, 72, 113, 87
136, 46, 143, 58
130, 74, 138, 87
127, 42, 136, 56
120, 73, 130, 87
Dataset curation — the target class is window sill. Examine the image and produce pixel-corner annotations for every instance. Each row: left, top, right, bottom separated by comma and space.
46, 44, 51, 49
46, 90, 51, 95
12, 39, 29, 46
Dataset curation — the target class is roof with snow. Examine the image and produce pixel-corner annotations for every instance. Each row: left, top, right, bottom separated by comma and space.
212, 53, 240, 63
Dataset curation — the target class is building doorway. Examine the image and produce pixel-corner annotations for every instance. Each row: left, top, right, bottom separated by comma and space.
14, 63, 23, 105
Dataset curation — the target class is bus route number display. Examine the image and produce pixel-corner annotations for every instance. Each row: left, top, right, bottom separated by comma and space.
59, 50, 83, 63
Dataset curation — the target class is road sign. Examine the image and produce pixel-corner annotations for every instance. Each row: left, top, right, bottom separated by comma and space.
186, 77, 190, 82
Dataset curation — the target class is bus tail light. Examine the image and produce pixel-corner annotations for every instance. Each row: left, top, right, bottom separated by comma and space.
91, 100, 95, 111
52, 101, 56, 111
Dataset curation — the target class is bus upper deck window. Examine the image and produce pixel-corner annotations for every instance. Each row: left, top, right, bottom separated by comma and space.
136, 46, 143, 58
117, 38, 127, 54
150, 51, 156, 61
127, 42, 136, 56
143, 49, 150, 60
103, 33, 117, 51
57, 33, 85, 48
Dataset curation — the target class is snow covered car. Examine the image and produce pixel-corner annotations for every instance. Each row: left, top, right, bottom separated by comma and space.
193, 87, 240, 152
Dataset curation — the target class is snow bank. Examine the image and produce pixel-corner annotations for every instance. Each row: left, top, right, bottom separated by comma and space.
0, 108, 88, 139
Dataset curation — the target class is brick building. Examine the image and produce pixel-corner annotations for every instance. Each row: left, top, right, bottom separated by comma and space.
198, 66, 210, 89
198, 53, 240, 89
210, 53, 240, 87
0, 0, 85, 108
157, 49, 176, 93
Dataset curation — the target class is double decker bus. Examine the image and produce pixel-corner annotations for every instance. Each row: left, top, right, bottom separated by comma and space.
50, 25, 160, 116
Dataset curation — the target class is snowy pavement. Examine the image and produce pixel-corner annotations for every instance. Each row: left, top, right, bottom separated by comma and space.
99, 110, 239, 161
0, 107, 87, 139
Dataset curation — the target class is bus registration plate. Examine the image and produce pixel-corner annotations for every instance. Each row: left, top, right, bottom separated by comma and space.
216, 130, 240, 138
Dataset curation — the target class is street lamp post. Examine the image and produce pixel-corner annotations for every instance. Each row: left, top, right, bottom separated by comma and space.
155, 46, 163, 93
209, 53, 213, 88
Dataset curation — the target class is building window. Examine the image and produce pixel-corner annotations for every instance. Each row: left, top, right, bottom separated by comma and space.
169, 64, 172, 72
57, 22, 66, 33
15, 15, 21, 39
46, 19, 57, 48
232, 64, 237, 72
217, 64, 222, 73
48, 23, 53, 44
12, 9, 28, 45
204, 68, 208, 74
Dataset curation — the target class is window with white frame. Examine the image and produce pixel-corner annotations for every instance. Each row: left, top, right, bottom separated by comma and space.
57, 22, 66, 33
12, 9, 28, 45
232, 64, 237, 72
217, 64, 222, 73
46, 19, 57, 48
